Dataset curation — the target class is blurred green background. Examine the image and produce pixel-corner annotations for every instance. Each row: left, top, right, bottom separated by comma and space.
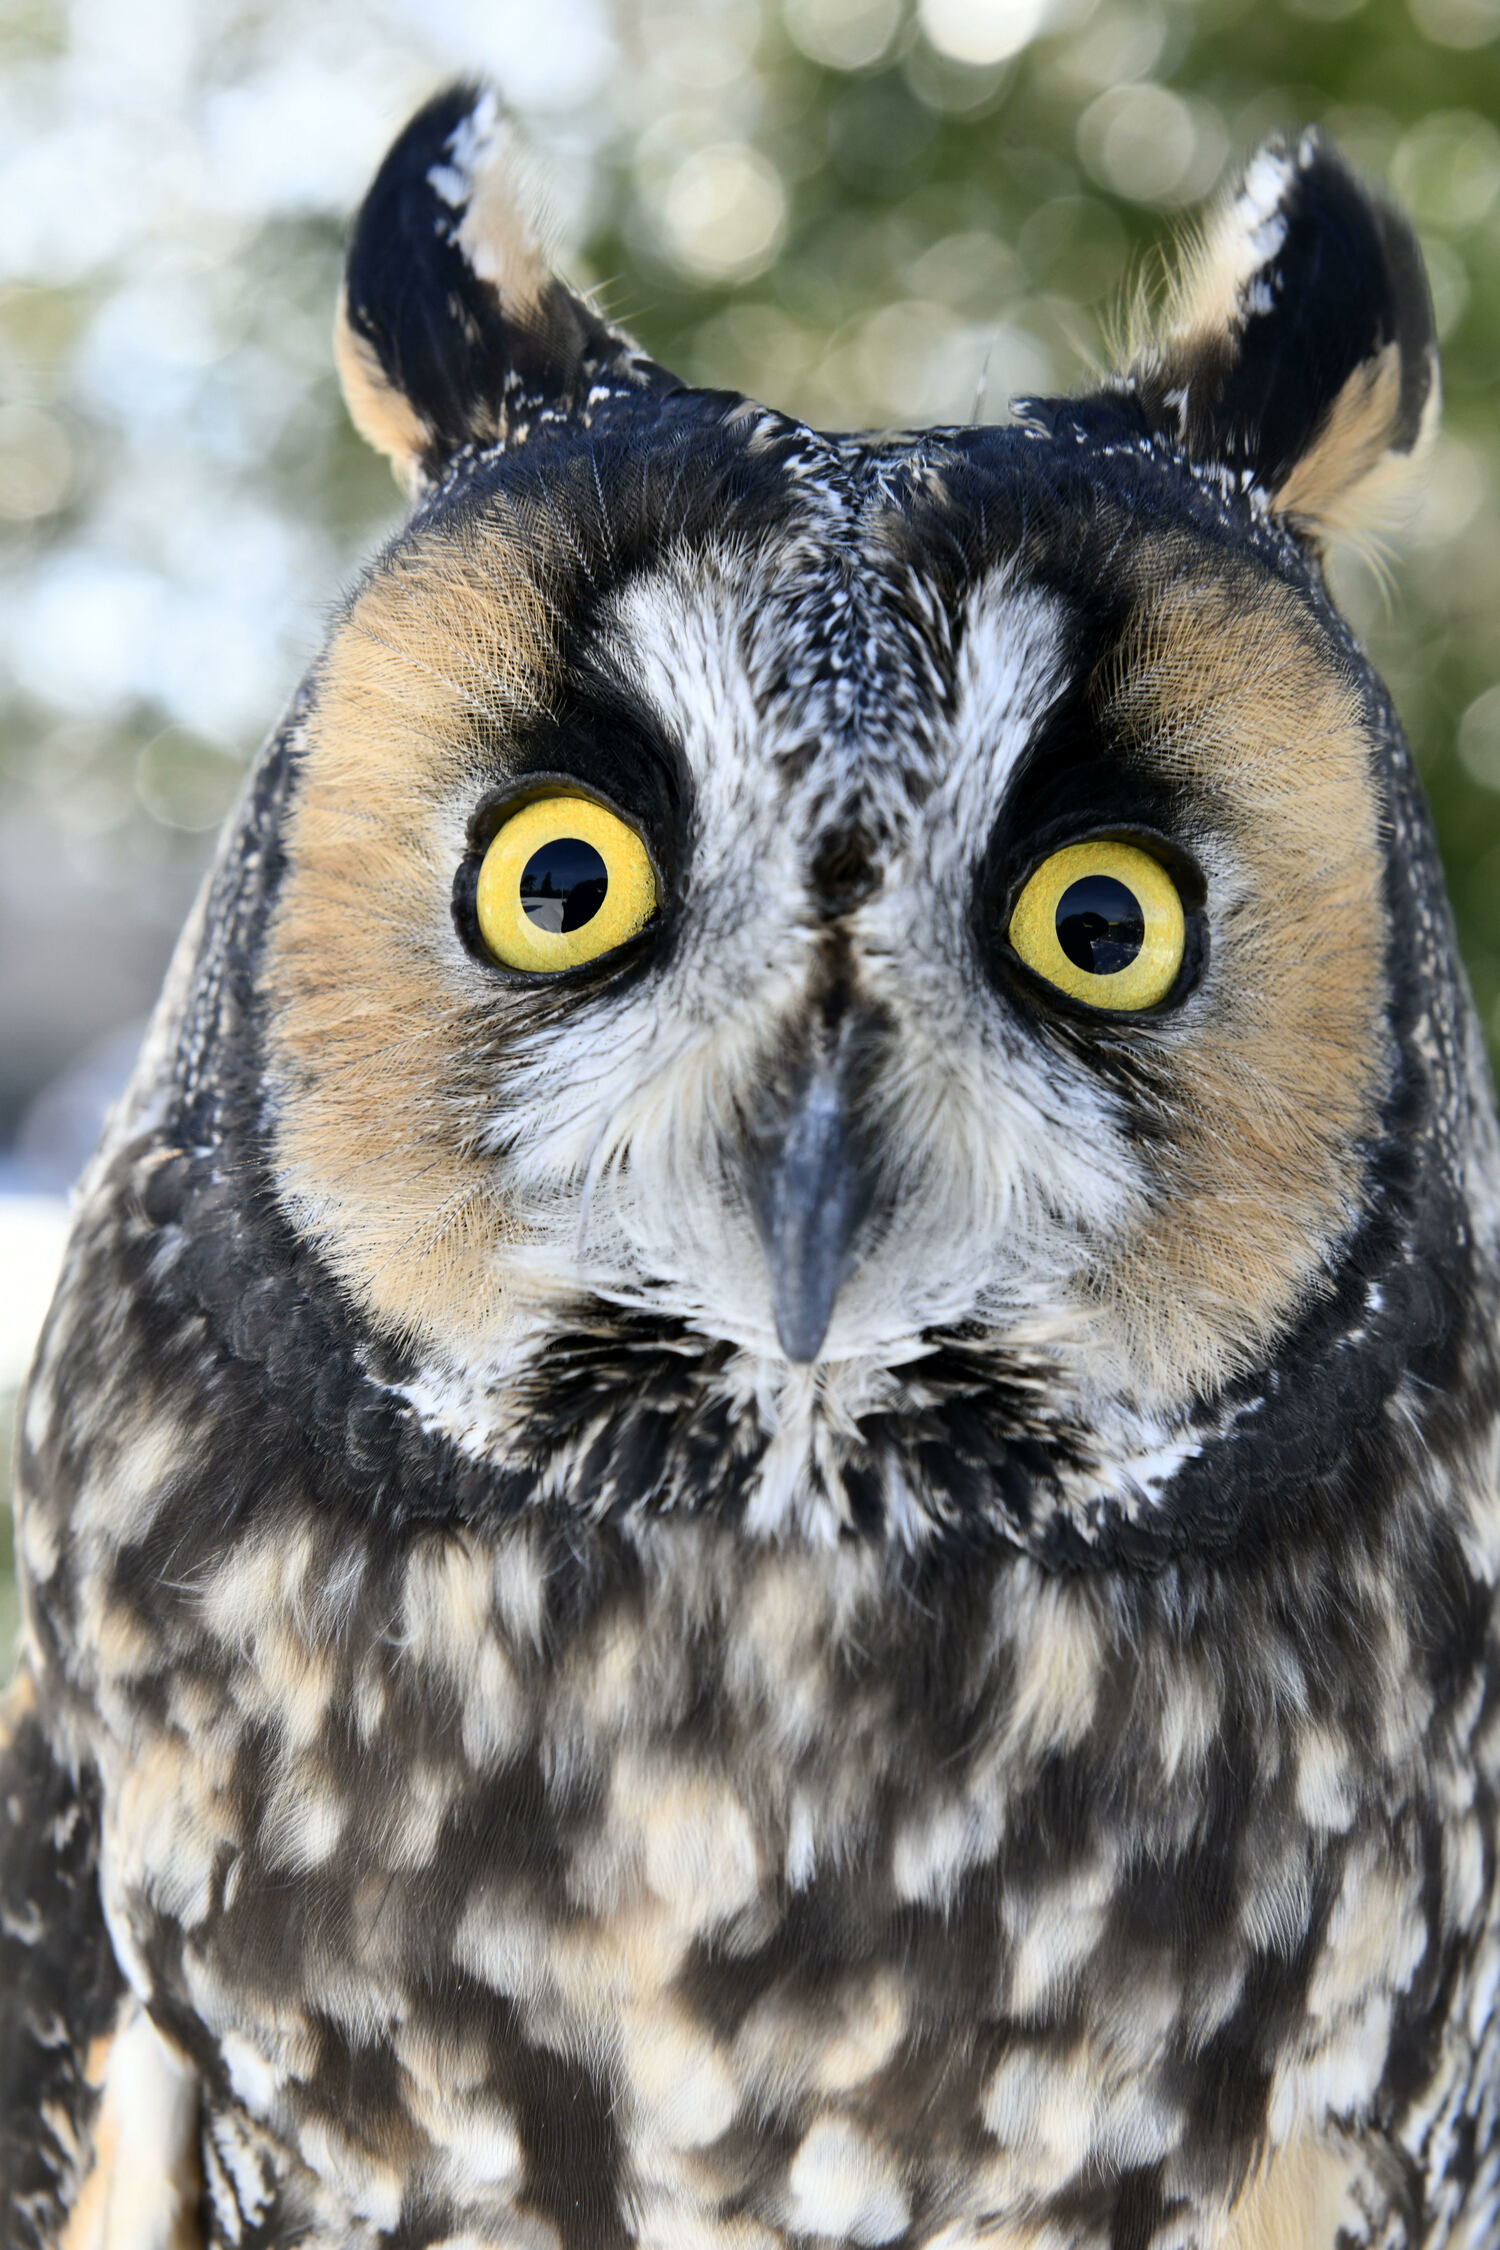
4, 0, 1500, 1654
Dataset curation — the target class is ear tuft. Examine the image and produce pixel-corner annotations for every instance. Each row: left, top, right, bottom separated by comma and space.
1125, 133, 1438, 540
336, 83, 678, 495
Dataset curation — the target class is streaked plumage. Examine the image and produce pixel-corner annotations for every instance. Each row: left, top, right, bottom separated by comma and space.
4, 83, 1499, 2250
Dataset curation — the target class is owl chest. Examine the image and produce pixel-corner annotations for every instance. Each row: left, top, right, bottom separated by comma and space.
83, 1523, 1465, 2249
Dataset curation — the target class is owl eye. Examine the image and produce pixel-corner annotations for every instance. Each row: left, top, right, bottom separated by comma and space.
1008, 840, 1186, 1012
475, 793, 658, 973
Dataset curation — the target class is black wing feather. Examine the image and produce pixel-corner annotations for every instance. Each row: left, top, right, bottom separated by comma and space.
0, 1671, 125, 2248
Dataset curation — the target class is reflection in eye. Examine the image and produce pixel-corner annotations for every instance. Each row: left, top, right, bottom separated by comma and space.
1054, 874, 1145, 976
520, 839, 609, 933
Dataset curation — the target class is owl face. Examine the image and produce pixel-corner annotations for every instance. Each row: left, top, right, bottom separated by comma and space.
258, 91, 1447, 1550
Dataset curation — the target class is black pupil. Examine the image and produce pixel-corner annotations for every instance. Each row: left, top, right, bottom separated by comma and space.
520, 838, 609, 933
1054, 874, 1145, 976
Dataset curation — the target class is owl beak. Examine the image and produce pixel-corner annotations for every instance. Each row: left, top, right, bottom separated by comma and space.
746, 1052, 874, 1363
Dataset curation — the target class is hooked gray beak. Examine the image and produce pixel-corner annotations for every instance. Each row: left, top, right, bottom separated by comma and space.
745, 1034, 879, 1363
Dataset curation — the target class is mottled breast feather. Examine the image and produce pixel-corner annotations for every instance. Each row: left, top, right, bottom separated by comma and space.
8, 83, 1500, 2250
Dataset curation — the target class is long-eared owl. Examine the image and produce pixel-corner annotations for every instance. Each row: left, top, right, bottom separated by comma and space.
3, 78, 1499, 2250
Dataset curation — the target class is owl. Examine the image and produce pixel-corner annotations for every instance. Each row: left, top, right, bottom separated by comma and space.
3, 75, 1498, 2250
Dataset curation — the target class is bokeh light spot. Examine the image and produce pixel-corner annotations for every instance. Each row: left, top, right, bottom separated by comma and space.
0, 407, 72, 522
1408, 0, 1500, 45
135, 728, 244, 832
1045, 2, 1169, 93
917, 0, 1050, 67
657, 143, 788, 282
1458, 687, 1500, 790
783, 0, 904, 70
1076, 83, 1227, 206
1392, 112, 1500, 229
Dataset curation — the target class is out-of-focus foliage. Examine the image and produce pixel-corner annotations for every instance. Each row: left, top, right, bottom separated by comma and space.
4, 0, 1500, 1057
3, 0, 1500, 1577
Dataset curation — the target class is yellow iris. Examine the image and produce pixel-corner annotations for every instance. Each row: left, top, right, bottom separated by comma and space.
475, 793, 658, 973
1008, 839, 1185, 1011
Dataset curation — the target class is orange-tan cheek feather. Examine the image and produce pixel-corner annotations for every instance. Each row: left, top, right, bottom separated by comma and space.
263, 518, 558, 1353
1085, 560, 1386, 1400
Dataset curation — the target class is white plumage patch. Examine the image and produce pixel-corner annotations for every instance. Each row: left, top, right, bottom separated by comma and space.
59, 2005, 199, 2250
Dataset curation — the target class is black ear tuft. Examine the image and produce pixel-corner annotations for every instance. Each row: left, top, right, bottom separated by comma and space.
336, 83, 680, 494
1122, 133, 1438, 538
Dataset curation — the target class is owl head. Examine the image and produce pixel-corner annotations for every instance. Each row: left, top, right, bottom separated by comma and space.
193, 84, 1484, 1558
